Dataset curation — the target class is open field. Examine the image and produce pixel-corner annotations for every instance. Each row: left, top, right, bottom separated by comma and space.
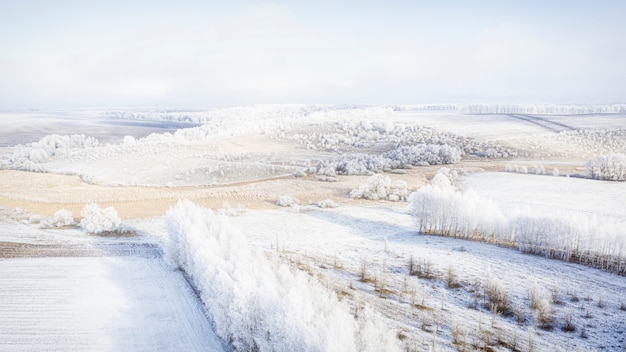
1, 105, 625, 351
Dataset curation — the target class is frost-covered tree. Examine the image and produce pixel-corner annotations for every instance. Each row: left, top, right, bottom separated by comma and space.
79, 203, 121, 234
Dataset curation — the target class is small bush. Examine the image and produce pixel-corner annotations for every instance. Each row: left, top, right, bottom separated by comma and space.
486, 275, 509, 315
447, 265, 460, 288
276, 195, 299, 207
561, 310, 576, 332
597, 292, 606, 308
47, 208, 74, 228
529, 283, 554, 329
534, 297, 554, 330
318, 199, 339, 208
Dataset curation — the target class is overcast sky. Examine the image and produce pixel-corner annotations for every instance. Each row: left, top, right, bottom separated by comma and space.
1, 1, 625, 108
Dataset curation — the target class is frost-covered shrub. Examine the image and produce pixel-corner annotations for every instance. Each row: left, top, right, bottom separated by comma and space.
47, 208, 74, 228
318, 199, 339, 208
277, 195, 300, 207
350, 174, 409, 201
165, 200, 400, 352
79, 203, 121, 234
585, 153, 626, 181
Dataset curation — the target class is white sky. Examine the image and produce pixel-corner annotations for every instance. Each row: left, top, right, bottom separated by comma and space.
1, 0, 625, 108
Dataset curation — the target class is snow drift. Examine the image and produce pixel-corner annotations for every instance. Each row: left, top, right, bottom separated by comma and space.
165, 200, 400, 352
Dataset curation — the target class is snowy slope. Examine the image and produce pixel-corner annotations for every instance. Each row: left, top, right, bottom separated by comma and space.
230, 205, 626, 351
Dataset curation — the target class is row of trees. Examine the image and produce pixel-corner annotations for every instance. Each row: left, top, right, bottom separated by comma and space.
165, 200, 401, 352
460, 104, 626, 115
410, 170, 626, 274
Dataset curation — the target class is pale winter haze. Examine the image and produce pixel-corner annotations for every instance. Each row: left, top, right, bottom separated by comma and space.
1, 0, 625, 108
2, 105, 626, 351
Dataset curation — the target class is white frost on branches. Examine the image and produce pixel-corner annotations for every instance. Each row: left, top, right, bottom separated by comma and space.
2, 134, 99, 172
79, 203, 121, 234
350, 174, 409, 201
585, 153, 626, 181
459, 103, 626, 115
317, 144, 463, 176
45, 208, 74, 228
165, 200, 400, 352
409, 168, 626, 270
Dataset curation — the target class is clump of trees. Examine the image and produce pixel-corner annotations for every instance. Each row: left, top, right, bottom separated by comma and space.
349, 174, 409, 201
297, 119, 516, 159
317, 144, 463, 176
2, 134, 99, 172
585, 153, 626, 181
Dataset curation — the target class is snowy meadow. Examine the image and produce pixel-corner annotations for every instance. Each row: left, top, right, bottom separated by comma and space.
1, 104, 626, 351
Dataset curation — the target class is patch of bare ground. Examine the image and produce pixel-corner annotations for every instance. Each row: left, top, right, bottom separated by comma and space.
0, 169, 429, 218
0, 241, 101, 258
0, 240, 162, 258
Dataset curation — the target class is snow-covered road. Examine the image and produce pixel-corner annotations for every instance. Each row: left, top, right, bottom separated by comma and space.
0, 255, 226, 351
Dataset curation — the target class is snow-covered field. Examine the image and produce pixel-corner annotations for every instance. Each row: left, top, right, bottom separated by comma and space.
1, 104, 626, 351
0, 214, 226, 351
0, 256, 225, 351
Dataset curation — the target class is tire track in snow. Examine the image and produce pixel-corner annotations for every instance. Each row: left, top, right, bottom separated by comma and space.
508, 114, 575, 133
